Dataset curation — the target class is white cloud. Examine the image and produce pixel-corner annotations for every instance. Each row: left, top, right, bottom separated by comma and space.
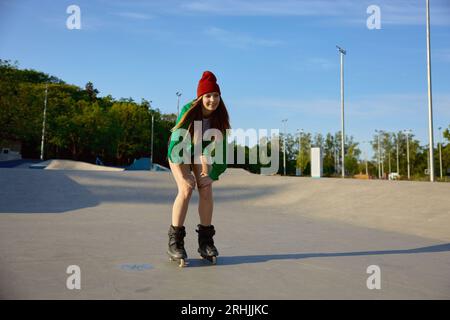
85, 0, 450, 27
181, 0, 353, 16
348, 94, 450, 119
179, 0, 450, 26
111, 12, 154, 20
230, 97, 339, 115
232, 93, 450, 118
305, 58, 336, 70
378, 1, 450, 26
205, 27, 284, 49
230, 93, 450, 147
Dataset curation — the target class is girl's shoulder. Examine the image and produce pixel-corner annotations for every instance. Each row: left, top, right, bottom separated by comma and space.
181, 101, 194, 113
176, 101, 194, 122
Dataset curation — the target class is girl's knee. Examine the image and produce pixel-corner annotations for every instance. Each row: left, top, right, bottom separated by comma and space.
178, 188, 193, 200
178, 178, 196, 199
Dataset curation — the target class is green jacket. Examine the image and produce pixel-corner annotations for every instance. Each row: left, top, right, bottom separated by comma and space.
167, 102, 228, 181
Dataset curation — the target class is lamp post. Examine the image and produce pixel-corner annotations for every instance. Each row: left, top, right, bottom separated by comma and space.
282, 119, 288, 176
334, 146, 338, 175
396, 132, 400, 174
438, 126, 443, 179
388, 148, 391, 175
403, 129, 411, 180
365, 151, 369, 176
148, 100, 154, 171
40, 84, 48, 161
176, 91, 182, 118
151, 114, 154, 170
426, 0, 435, 181
361, 141, 369, 176
297, 128, 304, 176
337, 45, 346, 178
375, 130, 382, 179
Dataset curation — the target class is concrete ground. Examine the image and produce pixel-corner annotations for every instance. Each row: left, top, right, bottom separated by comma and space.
0, 167, 449, 299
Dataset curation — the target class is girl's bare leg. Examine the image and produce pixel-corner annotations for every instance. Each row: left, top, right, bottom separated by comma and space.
169, 161, 196, 227
192, 163, 213, 226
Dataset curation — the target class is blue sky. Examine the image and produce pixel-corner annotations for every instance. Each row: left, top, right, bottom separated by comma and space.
1, 0, 449, 157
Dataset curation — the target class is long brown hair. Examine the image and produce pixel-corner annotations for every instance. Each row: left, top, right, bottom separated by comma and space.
171, 95, 231, 140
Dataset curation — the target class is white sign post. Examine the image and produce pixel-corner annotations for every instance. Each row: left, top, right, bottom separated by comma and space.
311, 147, 323, 178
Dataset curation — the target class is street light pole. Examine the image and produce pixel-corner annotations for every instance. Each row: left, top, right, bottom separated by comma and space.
438, 126, 443, 179
426, 0, 435, 182
375, 130, 381, 179
337, 45, 346, 178
334, 145, 338, 175
282, 119, 288, 176
151, 114, 154, 170
148, 100, 154, 171
379, 130, 385, 178
365, 150, 369, 176
396, 133, 400, 174
40, 84, 48, 161
297, 129, 303, 176
176, 91, 182, 118
404, 129, 411, 180
362, 141, 369, 176
388, 150, 391, 175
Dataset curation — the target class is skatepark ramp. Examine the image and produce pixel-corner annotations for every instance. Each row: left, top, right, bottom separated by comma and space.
29, 159, 124, 171
125, 158, 170, 171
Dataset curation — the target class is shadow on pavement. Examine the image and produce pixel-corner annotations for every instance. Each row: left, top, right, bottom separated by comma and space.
185, 243, 450, 267
0, 170, 99, 214
0, 169, 282, 214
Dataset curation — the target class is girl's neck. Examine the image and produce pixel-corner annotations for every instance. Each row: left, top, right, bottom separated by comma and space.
202, 109, 213, 118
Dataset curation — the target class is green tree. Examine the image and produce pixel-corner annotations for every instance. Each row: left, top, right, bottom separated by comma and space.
323, 133, 337, 176
296, 132, 312, 176
84, 81, 99, 101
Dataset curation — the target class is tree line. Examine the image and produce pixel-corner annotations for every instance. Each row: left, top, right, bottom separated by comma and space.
1, 59, 176, 166
1, 59, 448, 179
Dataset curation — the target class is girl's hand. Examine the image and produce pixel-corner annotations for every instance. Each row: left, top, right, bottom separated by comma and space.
183, 173, 197, 189
198, 172, 213, 189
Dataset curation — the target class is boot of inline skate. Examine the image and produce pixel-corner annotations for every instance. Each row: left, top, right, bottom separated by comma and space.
196, 224, 219, 264
167, 225, 188, 267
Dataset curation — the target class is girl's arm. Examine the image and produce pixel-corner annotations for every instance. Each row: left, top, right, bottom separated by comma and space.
208, 133, 228, 181
200, 155, 210, 176
198, 155, 213, 188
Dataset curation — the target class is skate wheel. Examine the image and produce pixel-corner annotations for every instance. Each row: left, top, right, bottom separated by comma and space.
178, 258, 188, 268
201, 256, 217, 264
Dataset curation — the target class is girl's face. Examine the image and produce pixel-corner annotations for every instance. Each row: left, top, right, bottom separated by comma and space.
201, 92, 220, 117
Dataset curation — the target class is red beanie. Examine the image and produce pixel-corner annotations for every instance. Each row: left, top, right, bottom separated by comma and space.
197, 71, 221, 98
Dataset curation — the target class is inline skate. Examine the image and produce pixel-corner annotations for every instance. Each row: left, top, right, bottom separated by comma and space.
167, 225, 188, 267
196, 224, 219, 264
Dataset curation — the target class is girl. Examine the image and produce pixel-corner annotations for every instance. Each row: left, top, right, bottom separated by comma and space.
167, 71, 231, 267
